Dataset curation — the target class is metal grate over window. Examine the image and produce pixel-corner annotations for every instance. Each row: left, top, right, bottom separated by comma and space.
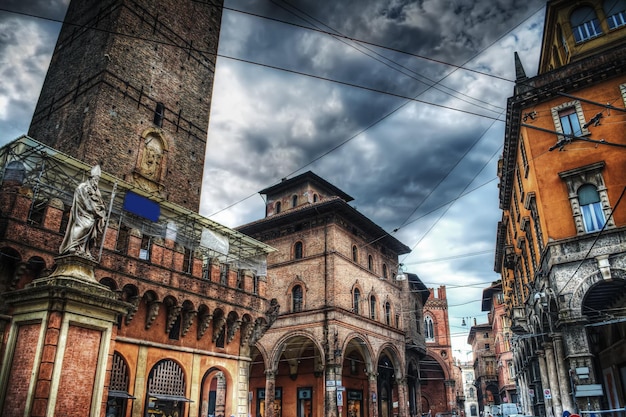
148, 359, 186, 397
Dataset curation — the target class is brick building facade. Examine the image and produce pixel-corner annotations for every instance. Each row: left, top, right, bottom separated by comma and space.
421, 286, 457, 416
237, 172, 430, 417
28, 0, 222, 212
0, 1, 277, 417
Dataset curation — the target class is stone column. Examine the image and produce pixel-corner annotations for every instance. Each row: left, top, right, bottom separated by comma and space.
326, 364, 339, 417
264, 370, 276, 417
215, 371, 226, 417
237, 357, 251, 417
515, 373, 529, 415
445, 380, 457, 414
544, 342, 562, 417
0, 255, 130, 417
368, 371, 379, 417
537, 350, 552, 417
552, 334, 574, 413
397, 377, 410, 417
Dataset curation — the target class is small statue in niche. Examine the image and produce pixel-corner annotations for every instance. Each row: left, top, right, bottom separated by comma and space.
139, 136, 163, 180
59, 165, 107, 261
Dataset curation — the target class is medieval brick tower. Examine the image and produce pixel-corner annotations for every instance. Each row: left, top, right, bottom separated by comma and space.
421, 286, 457, 415
28, 0, 223, 211
0, 2, 279, 417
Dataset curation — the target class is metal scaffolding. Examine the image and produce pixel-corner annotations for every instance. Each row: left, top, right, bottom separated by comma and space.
0, 136, 274, 272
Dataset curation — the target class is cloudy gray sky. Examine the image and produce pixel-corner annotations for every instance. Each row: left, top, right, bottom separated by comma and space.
0, 0, 546, 354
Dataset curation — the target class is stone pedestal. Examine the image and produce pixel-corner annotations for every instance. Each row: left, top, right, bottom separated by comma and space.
0, 255, 130, 417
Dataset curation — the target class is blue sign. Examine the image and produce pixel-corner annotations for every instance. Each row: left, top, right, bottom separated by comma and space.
123, 191, 160, 222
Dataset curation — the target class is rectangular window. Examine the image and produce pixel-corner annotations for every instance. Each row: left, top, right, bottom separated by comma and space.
182, 247, 192, 274
520, 138, 529, 178
139, 236, 151, 260
608, 11, 626, 29
516, 168, 524, 202
297, 388, 313, 417
116, 225, 130, 254
573, 19, 602, 43
202, 257, 210, 280
236, 269, 243, 289
559, 107, 582, 137
581, 202, 605, 232
220, 264, 229, 285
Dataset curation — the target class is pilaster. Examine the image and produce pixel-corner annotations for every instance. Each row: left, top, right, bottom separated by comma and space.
0, 255, 130, 417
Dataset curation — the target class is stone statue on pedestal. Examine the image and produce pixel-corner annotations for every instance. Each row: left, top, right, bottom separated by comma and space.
59, 165, 107, 261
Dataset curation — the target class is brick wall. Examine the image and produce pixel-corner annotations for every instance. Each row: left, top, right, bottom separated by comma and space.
54, 325, 102, 416
28, 0, 224, 212
1, 323, 40, 417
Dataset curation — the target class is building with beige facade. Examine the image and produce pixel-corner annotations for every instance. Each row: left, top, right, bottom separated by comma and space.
238, 171, 431, 417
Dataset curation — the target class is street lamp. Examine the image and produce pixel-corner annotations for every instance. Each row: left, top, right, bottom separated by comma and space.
395, 263, 407, 281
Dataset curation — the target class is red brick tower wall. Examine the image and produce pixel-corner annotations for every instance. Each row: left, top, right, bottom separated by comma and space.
422, 286, 455, 414
28, 0, 224, 212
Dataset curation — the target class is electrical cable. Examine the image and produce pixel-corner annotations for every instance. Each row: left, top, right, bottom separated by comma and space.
0, 3, 572, 320
269, 0, 505, 114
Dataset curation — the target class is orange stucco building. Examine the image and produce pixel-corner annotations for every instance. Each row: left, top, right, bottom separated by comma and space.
494, 1, 626, 417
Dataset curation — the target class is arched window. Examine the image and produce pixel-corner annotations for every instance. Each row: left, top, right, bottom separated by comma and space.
424, 316, 435, 341
368, 255, 373, 271
292, 285, 303, 312
385, 302, 391, 326
579, 184, 605, 232
605, 0, 626, 29
352, 245, 358, 262
147, 359, 188, 415
382, 264, 388, 279
153, 102, 165, 127
107, 352, 132, 417
275, 201, 281, 214
294, 241, 303, 259
203, 370, 227, 417
353, 288, 361, 314
292, 194, 298, 208
571, 6, 602, 43
313, 193, 318, 202
370, 295, 377, 320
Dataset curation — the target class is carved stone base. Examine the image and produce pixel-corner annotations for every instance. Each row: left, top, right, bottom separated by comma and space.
48, 254, 100, 283
8, 254, 130, 317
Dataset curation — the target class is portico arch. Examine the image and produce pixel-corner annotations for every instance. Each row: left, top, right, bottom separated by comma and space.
377, 345, 404, 417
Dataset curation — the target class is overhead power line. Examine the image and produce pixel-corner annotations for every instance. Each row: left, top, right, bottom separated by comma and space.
0, 6, 508, 122
1, 3, 546, 262
269, 0, 504, 114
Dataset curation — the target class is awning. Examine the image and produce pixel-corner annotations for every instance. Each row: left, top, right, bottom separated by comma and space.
108, 390, 136, 400
149, 393, 194, 403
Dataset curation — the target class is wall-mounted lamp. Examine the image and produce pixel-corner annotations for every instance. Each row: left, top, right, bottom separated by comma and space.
533, 291, 549, 308
395, 264, 407, 281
